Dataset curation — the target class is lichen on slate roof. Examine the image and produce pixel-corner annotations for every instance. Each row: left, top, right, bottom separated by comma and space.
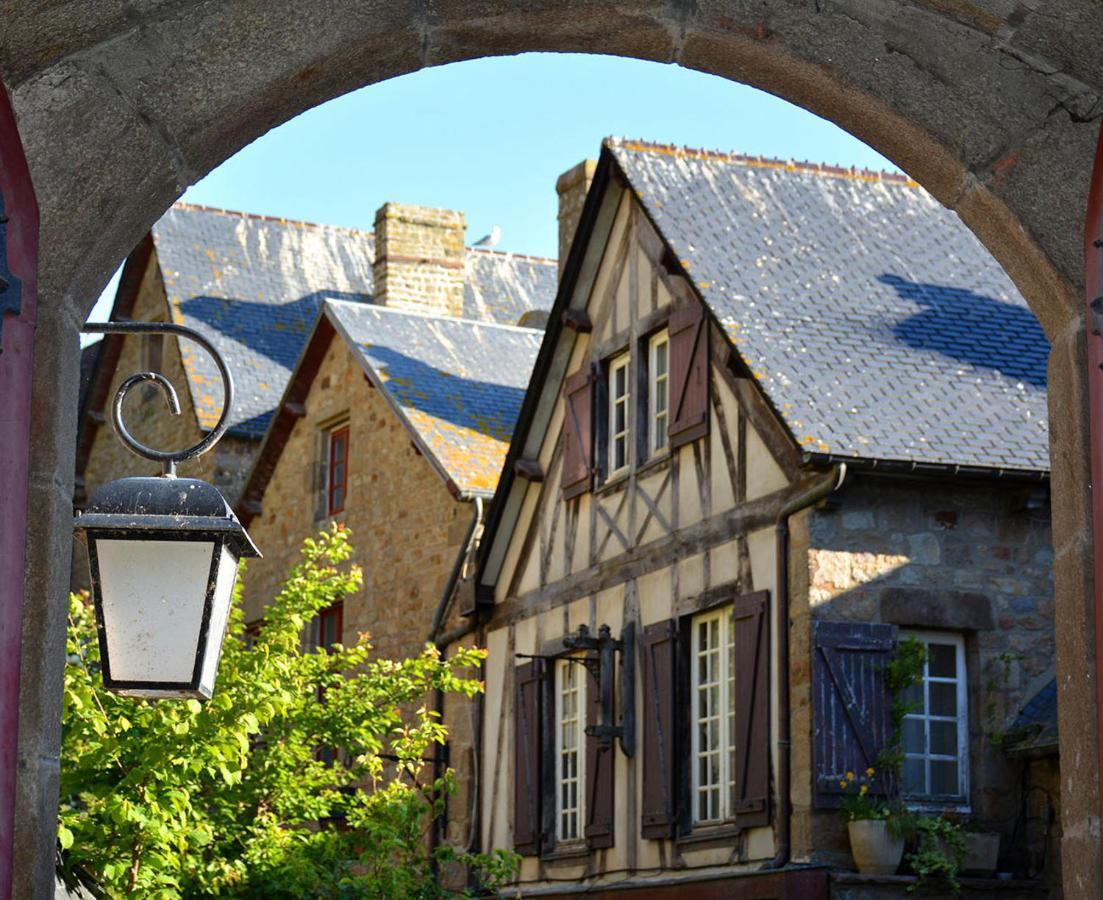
607, 138, 1050, 473
151, 203, 555, 440
325, 300, 544, 496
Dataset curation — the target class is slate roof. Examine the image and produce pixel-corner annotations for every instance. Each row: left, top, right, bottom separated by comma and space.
1006, 678, 1058, 754
152, 203, 556, 440
608, 139, 1050, 473
325, 301, 544, 495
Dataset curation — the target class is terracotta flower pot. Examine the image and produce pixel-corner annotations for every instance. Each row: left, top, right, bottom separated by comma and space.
961, 831, 1000, 877
848, 819, 905, 875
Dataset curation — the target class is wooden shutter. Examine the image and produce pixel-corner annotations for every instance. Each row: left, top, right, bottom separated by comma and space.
561, 368, 594, 499
667, 302, 709, 447
311, 430, 329, 522
514, 660, 544, 855
584, 662, 614, 848
641, 620, 677, 838
733, 591, 771, 828
812, 620, 897, 808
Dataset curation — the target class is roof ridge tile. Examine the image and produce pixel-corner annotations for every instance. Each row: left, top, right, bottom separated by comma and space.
605, 136, 918, 188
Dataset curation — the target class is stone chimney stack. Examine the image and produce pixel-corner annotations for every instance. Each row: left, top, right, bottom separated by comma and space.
556, 160, 597, 280
372, 202, 467, 317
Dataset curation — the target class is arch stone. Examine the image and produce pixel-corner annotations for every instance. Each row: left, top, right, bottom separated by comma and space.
3, 2, 1101, 894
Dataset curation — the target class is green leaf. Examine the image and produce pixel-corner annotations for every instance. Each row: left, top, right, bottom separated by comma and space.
57, 824, 73, 850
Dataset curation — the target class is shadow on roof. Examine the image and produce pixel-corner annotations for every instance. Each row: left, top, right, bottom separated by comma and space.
363, 344, 528, 443
880, 274, 1048, 390
177, 290, 372, 370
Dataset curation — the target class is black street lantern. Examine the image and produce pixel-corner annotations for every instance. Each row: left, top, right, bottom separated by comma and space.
74, 322, 260, 699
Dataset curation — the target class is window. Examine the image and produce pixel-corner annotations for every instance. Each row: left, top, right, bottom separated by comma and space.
326, 425, 349, 516
555, 658, 586, 843
308, 602, 344, 765
901, 631, 968, 805
607, 353, 630, 476
690, 606, 736, 824
308, 602, 344, 652
648, 331, 669, 455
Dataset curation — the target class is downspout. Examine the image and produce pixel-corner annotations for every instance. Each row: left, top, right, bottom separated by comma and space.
428, 497, 484, 867
766, 464, 846, 870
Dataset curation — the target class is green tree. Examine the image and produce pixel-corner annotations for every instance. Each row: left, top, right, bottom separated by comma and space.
58, 525, 516, 898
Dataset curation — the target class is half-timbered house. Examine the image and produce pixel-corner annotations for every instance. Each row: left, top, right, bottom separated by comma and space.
465, 140, 1056, 896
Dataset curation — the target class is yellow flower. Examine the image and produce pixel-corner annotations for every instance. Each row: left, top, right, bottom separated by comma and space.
846, 771, 855, 781
839, 781, 848, 790
865, 767, 875, 778
859, 785, 869, 796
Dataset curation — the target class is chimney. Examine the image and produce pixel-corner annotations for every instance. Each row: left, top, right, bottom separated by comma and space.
556, 160, 597, 280
372, 202, 466, 317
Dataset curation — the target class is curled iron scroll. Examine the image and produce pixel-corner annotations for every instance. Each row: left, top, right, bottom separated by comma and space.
82, 322, 233, 476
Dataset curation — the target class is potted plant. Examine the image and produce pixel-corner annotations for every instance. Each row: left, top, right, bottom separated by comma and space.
840, 768, 909, 875
906, 815, 967, 892
951, 815, 1001, 877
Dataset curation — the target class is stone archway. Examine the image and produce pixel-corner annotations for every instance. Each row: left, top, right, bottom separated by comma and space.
3, 3, 1101, 895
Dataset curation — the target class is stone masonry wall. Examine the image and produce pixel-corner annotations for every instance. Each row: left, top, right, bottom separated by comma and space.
372, 203, 466, 318
789, 474, 1055, 876
241, 330, 479, 839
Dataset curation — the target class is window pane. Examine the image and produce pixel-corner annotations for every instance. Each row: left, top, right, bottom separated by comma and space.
929, 682, 957, 717
930, 760, 959, 796
903, 757, 925, 794
930, 720, 958, 756
900, 681, 923, 710
928, 643, 957, 678
902, 717, 925, 753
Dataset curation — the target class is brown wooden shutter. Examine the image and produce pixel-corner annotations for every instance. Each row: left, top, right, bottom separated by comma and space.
812, 620, 897, 808
667, 302, 709, 447
514, 660, 544, 855
733, 591, 771, 828
584, 662, 615, 848
561, 368, 594, 498
641, 620, 677, 838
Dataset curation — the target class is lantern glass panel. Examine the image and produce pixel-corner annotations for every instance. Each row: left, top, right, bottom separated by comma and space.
95, 537, 215, 685
198, 543, 241, 696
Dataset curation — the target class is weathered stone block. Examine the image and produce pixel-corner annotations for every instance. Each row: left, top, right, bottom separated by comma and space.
880, 586, 994, 632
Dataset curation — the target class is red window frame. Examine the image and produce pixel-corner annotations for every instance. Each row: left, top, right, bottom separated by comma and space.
310, 601, 344, 653
327, 425, 349, 516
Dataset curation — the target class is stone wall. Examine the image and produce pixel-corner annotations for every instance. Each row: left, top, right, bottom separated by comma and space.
372, 203, 466, 318
790, 473, 1055, 875
240, 328, 479, 836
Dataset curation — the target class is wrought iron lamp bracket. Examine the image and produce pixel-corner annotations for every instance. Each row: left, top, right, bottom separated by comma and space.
514, 621, 636, 757
82, 322, 233, 477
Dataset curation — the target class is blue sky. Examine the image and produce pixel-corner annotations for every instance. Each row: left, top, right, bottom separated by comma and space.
84, 52, 897, 334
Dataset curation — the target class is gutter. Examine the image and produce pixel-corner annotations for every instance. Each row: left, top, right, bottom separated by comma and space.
765, 464, 847, 871
803, 452, 1047, 483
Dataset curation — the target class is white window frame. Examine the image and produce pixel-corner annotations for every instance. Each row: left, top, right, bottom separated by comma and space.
554, 657, 586, 844
901, 630, 969, 808
648, 330, 670, 457
690, 606, 736, 825
607, 352, 631, 478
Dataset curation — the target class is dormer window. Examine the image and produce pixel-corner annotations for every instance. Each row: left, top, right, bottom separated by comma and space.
608, 353, 631, 477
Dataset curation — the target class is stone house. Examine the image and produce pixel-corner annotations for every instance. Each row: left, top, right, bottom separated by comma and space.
74, 200, 556, 586
463, 139, 1057, 897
